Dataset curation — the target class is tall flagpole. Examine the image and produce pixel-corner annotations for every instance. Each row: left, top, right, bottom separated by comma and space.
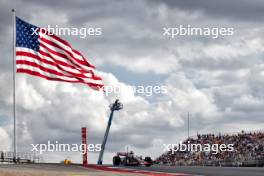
187, 112, 190, 139
12, 9, 17, 162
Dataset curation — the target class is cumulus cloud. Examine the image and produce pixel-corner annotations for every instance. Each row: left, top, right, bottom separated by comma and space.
0, 68, 222, 163
0, 128, 11, 151
164, 73, 221, 121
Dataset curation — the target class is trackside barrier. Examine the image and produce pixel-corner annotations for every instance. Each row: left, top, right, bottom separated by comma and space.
0, 151, 42, 163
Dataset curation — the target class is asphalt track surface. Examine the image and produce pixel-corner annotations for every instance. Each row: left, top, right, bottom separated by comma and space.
0, 164, 264, 176
0, 164, 192, 176
121, 165, 264, 176
0, 163, 91, 172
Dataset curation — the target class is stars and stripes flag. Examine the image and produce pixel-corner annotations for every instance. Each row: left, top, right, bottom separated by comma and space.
15, 17, 104, 90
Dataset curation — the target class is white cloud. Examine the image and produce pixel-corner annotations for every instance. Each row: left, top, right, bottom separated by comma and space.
164, 73, 221, 120
16, 76, 45, 111
1, 70, 222, 163
0, 127, 11, 151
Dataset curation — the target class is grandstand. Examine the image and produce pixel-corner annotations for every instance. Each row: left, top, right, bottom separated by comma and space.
156, 131, 264, 167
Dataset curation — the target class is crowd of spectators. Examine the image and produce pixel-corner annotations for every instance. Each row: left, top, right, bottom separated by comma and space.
156, 131, 264, 166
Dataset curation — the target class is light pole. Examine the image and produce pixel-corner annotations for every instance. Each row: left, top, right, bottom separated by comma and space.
97, 99, 123, 165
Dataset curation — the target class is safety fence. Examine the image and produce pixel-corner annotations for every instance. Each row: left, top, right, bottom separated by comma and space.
0, 151, 43, 163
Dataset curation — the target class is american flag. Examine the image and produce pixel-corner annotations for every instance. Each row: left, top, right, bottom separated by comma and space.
16, 17, 104, 90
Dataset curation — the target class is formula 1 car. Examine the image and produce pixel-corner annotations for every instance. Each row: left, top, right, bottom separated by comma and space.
113, 151, 153, 167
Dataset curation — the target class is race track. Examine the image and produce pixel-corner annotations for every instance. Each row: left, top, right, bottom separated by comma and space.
0, 163, 263, 176
121, 165, 264, 176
